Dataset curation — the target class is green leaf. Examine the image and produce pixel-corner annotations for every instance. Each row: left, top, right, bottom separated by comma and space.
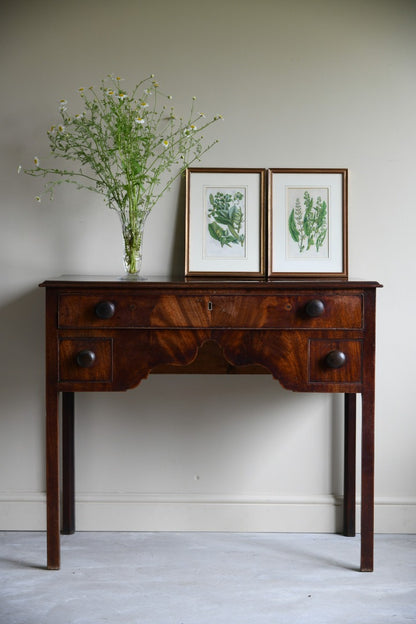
288, 209, 300, 242
214, 212, 233, 227
316, 229, 327, 251
303, 209, 312, 236
208, 221, 227, 242
317, 200, 327, 228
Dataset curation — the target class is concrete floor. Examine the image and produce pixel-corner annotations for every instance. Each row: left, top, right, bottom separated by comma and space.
0, 532, 415, 624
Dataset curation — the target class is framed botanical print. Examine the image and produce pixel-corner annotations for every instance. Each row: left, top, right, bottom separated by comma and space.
268, 168, 348, 278
185, 168, 266, 276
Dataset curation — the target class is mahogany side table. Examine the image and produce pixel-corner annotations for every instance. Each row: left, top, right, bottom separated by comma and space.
40, 276, 381, 570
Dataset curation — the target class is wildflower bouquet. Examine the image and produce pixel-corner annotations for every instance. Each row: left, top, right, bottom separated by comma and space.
23, 74, 222, 275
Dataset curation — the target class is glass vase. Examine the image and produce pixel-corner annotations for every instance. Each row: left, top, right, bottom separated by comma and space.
120, 214, 147, 279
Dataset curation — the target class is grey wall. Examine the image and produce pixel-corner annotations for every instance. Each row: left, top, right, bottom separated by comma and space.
1, 0, 415, 532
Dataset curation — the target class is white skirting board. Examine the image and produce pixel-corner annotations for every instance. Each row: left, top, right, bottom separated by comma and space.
1, 492, 415, 533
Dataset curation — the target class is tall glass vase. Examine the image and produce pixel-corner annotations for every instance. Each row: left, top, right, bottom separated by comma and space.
120, 213, 148, 279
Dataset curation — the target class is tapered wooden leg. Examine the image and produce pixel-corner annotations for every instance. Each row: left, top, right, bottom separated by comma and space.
62, 392, 75, 535
46, 388, 60, 570
360, 389, 375, 572
343, 393, 356, 537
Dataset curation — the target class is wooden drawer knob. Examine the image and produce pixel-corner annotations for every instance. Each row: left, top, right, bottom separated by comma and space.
305, 299, 325, 317
95, 301, 115, 319
76, 350, 96, 368
325, 350, 346, 369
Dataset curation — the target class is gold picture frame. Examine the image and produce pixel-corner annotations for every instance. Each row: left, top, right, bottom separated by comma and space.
185, 167, 266, 277
268, 168, 348, 278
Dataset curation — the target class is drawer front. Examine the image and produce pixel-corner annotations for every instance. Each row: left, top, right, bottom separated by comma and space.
210, 294, 362, 329
58, 293, 362, 329
308, 339, 363, 384
59, 338, 113, 382
58, 294, 211, 328
59, 294, 159, 328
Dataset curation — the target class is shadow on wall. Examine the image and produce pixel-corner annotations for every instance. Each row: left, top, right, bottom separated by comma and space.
331, 393, 347, 510
0, 287, 45, 396
169, 176, 187, 275
0, 286, 46, 490
75, 373, 345, 524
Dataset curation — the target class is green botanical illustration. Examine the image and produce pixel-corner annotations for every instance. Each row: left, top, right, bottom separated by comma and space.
207, 191, 245, 248
288, 191, 327, 253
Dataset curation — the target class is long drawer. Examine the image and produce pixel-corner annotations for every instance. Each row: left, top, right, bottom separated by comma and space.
58, 292, 363, 330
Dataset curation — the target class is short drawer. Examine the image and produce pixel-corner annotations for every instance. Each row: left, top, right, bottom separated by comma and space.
308, 339, 363, 384
59, 338, 113, 382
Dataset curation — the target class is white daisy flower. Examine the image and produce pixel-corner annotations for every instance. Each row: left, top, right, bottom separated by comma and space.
58, 99, 68, 111
139, 101, 149, 108
74, 113, 84, 121
58, 125, 65, 133
117, 91, 127, 100
35, 196, 41, 203
34, 156, 40, 167
162, 139, 169, 148
135, 116, 145, 125
184, 124, 197, 135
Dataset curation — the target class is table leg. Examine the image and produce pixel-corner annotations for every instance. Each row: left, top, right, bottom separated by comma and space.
360, 389, 375, 572
62, 392, 75, 535
343, 393, 356, 537
46, 387, 60, 570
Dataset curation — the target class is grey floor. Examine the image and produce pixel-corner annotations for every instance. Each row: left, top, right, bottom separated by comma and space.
0, 532, 415, 624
